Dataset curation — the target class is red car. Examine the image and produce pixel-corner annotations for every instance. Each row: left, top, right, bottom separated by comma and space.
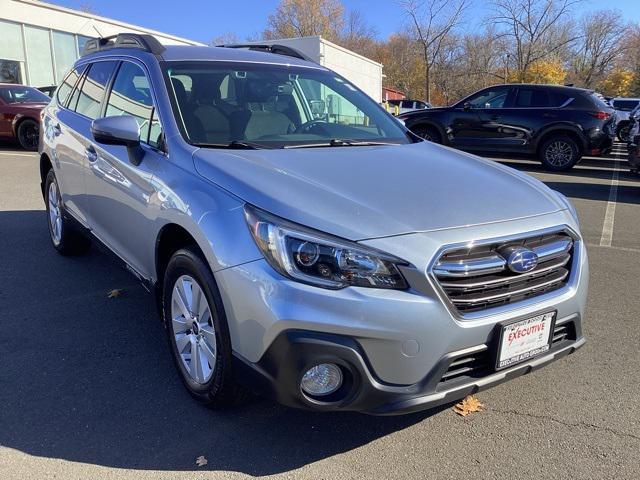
0, 84, 51, 151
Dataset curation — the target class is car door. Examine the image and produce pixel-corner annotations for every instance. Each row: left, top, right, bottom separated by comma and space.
0, 95, 10, 137
45, 65, 92, 222
477, 87, 544, 149
83, 59, 164, 279
449, 86, 514, 149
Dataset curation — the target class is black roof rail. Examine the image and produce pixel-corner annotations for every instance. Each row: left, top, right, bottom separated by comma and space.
82, 33, 166, 56
218, 43, 315, 63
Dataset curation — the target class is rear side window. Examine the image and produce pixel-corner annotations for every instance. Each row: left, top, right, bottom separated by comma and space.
612, 99, 640, 111
56, 65, 85, 107
73, 61, 118, 119
515, 89, 550, 108
105, 61, 159, 147
549, 92, 572, 107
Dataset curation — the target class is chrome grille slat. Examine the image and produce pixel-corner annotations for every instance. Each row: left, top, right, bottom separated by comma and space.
433, 231, 575, 314
439, 255, 570, 290
449, 269, 569, 306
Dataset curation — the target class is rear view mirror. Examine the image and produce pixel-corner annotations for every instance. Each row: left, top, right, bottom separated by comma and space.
91, 115, 144, 166
310, 100, 326, 118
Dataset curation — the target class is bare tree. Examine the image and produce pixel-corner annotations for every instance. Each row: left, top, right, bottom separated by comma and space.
399, 0, 470, 102
79, 2, 98, 14
210, 32, 240, 46
570, 10, 627, 88
339, 10, 378, 57
490, 0, 581, 82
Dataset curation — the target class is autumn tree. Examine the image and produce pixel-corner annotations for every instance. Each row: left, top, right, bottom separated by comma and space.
598, 68, 636, 96
399, 0, 470, 103
263, 0, 345, 40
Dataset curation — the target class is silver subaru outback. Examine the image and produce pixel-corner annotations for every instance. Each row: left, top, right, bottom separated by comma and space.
39, 34, 587, 415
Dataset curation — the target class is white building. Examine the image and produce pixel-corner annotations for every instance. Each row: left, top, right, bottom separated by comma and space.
245, 36, 384, 102
0, 0, 199, 87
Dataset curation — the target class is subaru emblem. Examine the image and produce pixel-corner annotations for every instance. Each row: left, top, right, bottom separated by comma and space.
502, 247, 539, 273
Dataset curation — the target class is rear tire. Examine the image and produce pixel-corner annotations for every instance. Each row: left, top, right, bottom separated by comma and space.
17, 119, 39, 151
413, 125, 441, 144
617, 123, 630, 143
45, 169, 91, 255
539, 135, 580, 171
163, 246, 248, 407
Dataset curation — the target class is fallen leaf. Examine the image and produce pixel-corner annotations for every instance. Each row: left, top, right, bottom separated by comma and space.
107, 289, 124, 299
453, 395, 485, 417
195, 455, 208, 467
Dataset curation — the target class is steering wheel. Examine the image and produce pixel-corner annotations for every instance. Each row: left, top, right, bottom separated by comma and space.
295, 120, 329, 135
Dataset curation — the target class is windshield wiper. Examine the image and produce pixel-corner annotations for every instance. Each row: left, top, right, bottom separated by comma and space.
284, 139, 399, 149
192, 140, 273, 150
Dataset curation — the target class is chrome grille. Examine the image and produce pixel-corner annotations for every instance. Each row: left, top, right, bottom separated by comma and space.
432, 231, 575, 314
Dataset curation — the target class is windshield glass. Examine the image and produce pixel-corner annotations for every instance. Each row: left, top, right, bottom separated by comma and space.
613, 99, 640, 111
0, 86, 50, 104
164, 61, 410, 148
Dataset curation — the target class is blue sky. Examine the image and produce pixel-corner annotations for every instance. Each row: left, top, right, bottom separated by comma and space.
49, 0, 640, 44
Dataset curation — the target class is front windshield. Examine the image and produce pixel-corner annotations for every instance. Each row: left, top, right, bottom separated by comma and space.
164, 61, 410, 148
0, 86, 50, 104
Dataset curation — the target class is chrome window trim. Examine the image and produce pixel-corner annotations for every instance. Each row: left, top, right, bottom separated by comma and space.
426, 225, 581, 320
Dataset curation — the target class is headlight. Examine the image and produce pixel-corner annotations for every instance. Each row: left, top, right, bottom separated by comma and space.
556, 191, 579, 225
244, 204, 409, 290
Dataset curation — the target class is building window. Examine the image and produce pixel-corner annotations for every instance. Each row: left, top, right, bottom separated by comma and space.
52, 31, 77, 83
24, 25, 55, 87
77, 36, 94, 57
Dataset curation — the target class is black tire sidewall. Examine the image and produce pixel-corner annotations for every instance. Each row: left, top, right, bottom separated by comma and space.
540, 136, 579, 171
163, 248, 233, 403
414, 125, 441, 143
18, 119, 38, 151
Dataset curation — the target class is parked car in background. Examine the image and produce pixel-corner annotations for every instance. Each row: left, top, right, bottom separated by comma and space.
611, 97, 640, 142
387, 99, 431, 115
38, 85, 57, 98
626, 105, 640, 174
399, 84, 616, 171
0, 83, 50, 150
40, 34, 587, 415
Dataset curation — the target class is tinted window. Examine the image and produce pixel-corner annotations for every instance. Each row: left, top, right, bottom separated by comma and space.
387, 99, 401, 106
515, 89, 549, 108
415, 101, 427, 109
549, 91, 571, 107
74, 61, 117, 119
106, 62, 159, 146
0, 86, 50, 104
56, 66, 85, 107
401, 100, 414, 108
465, 88, 509, 108
612, 100, 640, 111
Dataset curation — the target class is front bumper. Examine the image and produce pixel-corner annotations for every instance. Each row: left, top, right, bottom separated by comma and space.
215, 212, 588, 414
233, 322, 584, 415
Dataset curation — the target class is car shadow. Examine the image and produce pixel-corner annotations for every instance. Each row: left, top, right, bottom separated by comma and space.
0, 210, 435, 475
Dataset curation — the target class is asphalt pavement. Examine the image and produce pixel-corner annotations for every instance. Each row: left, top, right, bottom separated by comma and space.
0, 144, 639, 480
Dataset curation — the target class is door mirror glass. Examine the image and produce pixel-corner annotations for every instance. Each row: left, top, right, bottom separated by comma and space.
91, 115, 140, 147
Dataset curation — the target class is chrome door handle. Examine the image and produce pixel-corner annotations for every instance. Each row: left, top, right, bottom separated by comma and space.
85, 145, 98, 163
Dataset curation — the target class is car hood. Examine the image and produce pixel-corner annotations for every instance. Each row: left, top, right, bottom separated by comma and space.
193, 142, 564, 240
10, 102, 48, 111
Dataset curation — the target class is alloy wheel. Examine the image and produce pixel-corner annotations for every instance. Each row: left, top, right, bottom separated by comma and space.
20, 122, 39, 150
48, 181, 62, 245
171, 275, 217, 384
545, 141, 574, 167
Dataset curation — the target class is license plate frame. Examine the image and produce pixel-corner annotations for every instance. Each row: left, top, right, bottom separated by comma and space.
495, 311, 556, 370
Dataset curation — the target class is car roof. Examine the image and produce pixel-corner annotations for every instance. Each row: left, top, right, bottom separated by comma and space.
498, 83, 594, 94
84, 44, 326, 71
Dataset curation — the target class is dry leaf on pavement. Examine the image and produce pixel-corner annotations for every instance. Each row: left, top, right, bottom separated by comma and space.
107, 289, 124, 299
195, 455, 208, 467
453, 395, 485, 417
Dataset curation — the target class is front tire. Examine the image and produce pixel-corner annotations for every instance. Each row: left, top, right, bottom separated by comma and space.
163, 246, 246, 407
539, 135, 580, 171
413, 125, 441, 144
17, 119, 39, 151
45, 170, 91, 255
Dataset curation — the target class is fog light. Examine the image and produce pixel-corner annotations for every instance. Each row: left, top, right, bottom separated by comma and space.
300, 363, 343, 397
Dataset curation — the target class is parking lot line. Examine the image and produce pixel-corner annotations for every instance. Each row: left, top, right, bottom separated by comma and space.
599, 148, 622, 247
0, 151, 36, 157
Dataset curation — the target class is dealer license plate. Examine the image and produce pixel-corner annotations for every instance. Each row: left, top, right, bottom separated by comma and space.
496, 312, 555, 369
